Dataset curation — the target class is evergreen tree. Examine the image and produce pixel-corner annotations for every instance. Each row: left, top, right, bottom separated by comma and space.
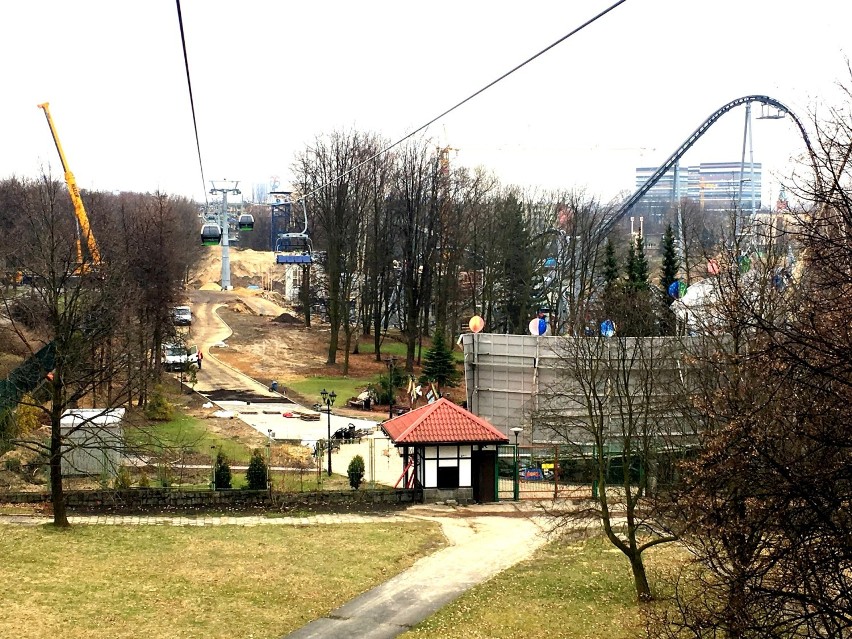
622, 235, 656, 337
659, 223, 680, 300
658, 224, 681, 336
601, 239, 623, 328
628, 235, 650, 291
603, 240, 619, 291
245, 448, 268, 490
214, 451, 232, 489
420, 331, 461, 389
498, 193, 536, 333
347, 455, 365, 489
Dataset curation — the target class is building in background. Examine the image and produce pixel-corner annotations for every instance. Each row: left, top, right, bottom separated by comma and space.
634, 161, 762, 220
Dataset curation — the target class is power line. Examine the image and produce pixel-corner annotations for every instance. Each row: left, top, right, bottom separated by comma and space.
175, 0, 208, 207
301, 0, 631, 200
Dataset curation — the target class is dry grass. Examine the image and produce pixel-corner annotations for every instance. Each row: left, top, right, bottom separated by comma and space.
401, 536, 685, 639
0, 520, 444, 639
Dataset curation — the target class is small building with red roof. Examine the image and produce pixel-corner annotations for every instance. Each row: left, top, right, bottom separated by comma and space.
381, 397, 509, 503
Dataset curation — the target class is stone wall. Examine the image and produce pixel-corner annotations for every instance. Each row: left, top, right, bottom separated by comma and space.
0, 487, 422, 514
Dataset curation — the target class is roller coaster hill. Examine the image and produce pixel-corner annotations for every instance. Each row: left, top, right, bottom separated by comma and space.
596, 95, 813, 242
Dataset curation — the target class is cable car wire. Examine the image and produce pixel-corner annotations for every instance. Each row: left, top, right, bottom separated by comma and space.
300, 0, 630, 201
175, 0, 208, 207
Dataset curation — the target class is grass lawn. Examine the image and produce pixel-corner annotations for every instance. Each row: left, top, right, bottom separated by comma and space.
401, 536, 682, 639
128, 411, 252, 463
0, 520, 444, 639
287, 375, 379, 406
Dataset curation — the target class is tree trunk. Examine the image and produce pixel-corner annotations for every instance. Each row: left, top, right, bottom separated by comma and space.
629, 552, 652, 602
49, 383, 69, 528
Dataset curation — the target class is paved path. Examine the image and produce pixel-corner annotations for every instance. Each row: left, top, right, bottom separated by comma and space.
283, 505, 550, 639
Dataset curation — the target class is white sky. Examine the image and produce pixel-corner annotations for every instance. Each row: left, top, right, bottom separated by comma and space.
1, 1, 849, 206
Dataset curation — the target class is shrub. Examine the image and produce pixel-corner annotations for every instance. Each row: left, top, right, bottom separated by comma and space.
214, 451, 232, 489
145, 386, 173, 421
347, 455, 365, 489
138, 471, 150, 488
113, 467, 132, 490
15, 395, 42, 437
245, 448, 268, 490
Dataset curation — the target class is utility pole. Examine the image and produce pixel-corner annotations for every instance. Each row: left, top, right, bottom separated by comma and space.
210, 180, 241, 290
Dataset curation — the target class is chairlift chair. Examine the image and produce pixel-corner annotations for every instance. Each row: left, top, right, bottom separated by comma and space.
200, 222, 222, 246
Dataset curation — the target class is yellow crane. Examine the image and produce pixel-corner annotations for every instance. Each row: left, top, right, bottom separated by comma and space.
37, 102, 102, 268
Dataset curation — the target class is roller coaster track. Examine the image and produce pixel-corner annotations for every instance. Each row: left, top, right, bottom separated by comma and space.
597, 95, 814, 240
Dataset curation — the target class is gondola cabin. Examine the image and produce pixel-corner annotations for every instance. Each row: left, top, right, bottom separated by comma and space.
200, 222, 222, 246
238, 214, 254, 231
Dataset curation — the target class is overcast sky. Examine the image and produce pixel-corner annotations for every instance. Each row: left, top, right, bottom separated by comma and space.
2, 1, 849, 206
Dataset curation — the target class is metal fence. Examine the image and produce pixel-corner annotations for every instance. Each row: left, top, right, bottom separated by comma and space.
497, 444, 597, 501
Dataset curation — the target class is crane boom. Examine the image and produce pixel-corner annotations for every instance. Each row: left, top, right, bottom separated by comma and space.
37, 102, 102, 267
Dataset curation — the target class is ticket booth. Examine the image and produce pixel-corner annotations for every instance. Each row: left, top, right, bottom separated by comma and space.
382, 398, 508, 503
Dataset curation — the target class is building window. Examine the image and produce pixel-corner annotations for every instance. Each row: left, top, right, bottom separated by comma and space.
436, 465, 459, 489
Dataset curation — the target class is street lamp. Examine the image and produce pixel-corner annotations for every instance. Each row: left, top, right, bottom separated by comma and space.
510, 427, 523, 502
267, 429, 274, 490
320, 388, 336, 476
210, 445, 217, 491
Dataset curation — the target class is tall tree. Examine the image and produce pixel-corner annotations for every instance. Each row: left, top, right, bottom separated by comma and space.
659, 223, 680, 297
390, 138, 440, 373
537, 333, 682, 601
655, 85, 852, 635
294, 130, 375, 371
1, 175, 134, 526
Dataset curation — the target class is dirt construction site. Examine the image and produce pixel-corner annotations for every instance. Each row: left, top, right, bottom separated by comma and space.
187, 246, 397, 388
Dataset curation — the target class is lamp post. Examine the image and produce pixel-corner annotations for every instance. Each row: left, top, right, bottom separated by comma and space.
510, 427, 523, 502
267, 429, 274, 490
320, 389, 336, 476
210, 445, 217, 491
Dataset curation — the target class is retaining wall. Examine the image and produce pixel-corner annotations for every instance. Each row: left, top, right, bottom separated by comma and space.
0, 487, 422, 513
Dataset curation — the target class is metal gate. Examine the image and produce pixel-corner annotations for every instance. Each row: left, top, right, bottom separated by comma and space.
497, 444, 596, 501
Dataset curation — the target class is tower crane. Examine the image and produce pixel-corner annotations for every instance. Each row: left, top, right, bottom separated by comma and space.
37, 102, 102, 270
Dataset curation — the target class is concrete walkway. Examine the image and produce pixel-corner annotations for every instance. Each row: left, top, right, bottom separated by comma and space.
284, 504, 550, 639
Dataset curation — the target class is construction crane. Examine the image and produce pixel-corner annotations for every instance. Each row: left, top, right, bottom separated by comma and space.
37, 102, 102, 269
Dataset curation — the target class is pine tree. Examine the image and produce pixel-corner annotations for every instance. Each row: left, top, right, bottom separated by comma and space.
603, 240, 619, 291
658, 224, 681, 335
622, 235, 655, 337
214, 451, 232, 489
245, 448, 268, 490
421, 331, 461, 389
660, 223, 680, 301
629, 235, 650, 291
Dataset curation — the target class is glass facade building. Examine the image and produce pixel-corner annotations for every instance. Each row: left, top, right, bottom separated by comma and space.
635, 161, 762, 216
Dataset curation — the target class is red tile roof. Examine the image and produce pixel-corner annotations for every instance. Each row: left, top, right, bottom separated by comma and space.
382, 398, 509, 444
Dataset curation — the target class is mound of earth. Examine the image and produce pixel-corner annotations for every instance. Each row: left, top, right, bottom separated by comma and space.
190, 247, 278, 288
273, 312, 301, 324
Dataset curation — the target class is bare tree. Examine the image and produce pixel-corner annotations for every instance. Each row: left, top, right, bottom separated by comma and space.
389, 138, 440, 372
294, 130, 377, 371
535, 333, 683, 601
653, 91, 852, 634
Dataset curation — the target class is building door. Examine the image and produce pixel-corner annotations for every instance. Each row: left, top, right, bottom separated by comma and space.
472, 450, 497, 502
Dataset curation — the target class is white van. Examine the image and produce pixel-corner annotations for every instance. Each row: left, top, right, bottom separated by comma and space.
172, 306, 192, 326
163, 343, 199, 371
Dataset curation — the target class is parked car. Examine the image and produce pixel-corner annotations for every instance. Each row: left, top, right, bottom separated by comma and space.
172, 306, 192, 326
162, 343, 199, 371
518, 467, 545, 481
